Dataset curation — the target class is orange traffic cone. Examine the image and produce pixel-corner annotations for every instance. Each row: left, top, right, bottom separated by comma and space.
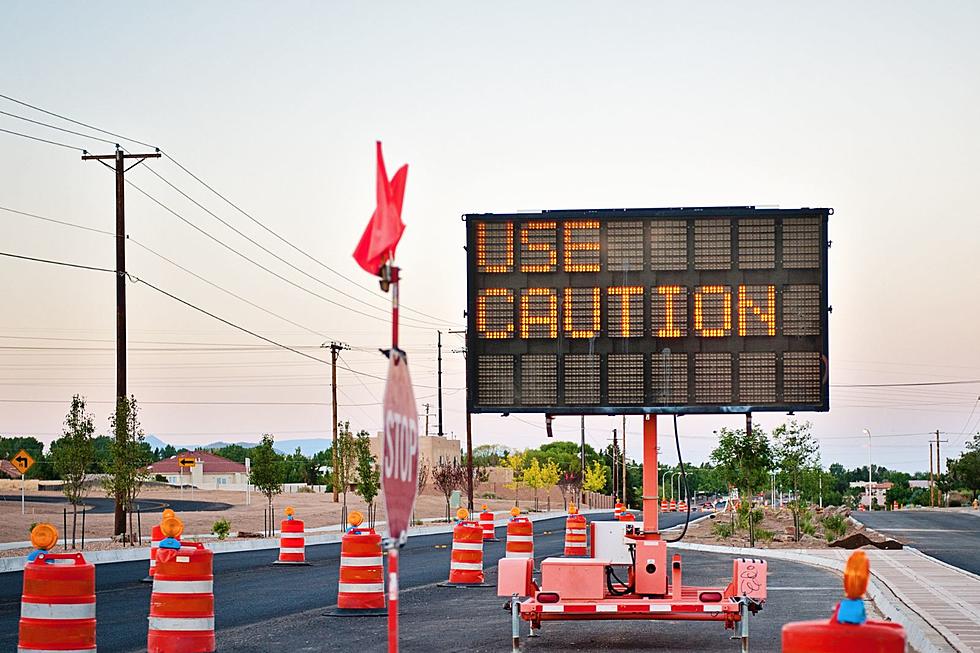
148, 516, 216, 653
478, 505, 497, 541
505, 507, 534, 560
274, 506, 309, 565
440, 508, 490, 587
564, 505, 587, 556
18, 524, 97, 653
329, 511, 386, 617
782, 551, 905, 652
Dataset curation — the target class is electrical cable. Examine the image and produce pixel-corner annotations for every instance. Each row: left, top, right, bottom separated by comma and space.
664, 415, 691, 543
0, 126, 85, 151
0, 250, 115, 274
0, 109, 119, 146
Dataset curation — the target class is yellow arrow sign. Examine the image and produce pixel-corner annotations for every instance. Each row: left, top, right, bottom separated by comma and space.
10, 449, 35, 475
178, 456, 196, 468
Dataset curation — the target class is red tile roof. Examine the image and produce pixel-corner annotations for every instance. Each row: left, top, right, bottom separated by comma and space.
147, 451, 246, 474
0, 459, 21, 479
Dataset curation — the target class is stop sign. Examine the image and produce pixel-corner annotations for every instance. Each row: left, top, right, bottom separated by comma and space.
381, 349, 420, 544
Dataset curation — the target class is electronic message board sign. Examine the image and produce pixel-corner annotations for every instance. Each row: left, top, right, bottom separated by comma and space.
464, 207, 830, 415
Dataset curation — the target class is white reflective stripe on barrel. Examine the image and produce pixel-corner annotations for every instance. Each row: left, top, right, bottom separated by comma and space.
148, 616, 215, 631
451, 542, 483, 551
341, 556, 383, 567
506, 551, 532, 558
152, 579, 213, 594
506, 535, 533, 543
280, 534, 305, 540
149, 560, 156, 568
338, 582, 384, 593
450, 562, 482, 571
279, 548, 305, 555
19, 648, 97, 653
20, 601, 96, 620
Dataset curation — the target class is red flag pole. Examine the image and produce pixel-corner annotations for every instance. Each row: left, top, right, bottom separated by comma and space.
387, 262, 400, 653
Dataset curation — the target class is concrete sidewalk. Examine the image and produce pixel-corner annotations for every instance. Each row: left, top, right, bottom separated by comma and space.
675, 542, 980, 653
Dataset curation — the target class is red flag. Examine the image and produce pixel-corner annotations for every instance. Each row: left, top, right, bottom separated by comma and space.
353, 141, 408, 275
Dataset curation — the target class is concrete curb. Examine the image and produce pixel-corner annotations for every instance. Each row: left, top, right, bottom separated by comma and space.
0, 508, 606, 574
670, 541, 948, 653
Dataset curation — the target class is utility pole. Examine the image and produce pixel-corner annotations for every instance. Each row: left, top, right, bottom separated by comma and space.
580, 416, 586, 507
612, 428, 618, 502
82, 146, 160, 537
935, 430, 948, 507
621, 415, 627, 505
423, 403, 430, 435
448, 328, 472, 510
929, 442, 935, 507
323, 341, 349, 503
437, 330, 444, 436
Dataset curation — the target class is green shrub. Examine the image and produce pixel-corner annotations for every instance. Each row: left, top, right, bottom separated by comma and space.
821, 514, 847, 541
154, 474, 167, 482
755, 528, 774, 542
297, 486, 314, 493
712, 522, 735, 538
801, 520, 817, 537
28, 522, 38, 533
481, 493, 498, 499
211, 518, 231, 540
950, 499, 962, 508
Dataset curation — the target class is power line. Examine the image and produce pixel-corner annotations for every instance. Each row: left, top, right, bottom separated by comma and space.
0, 250, 115, 274
0, 109, 119, 147
0, 92, 460, 326
0, 126, 85, 151
832, 380, 980, 388
0, 205, 114, 236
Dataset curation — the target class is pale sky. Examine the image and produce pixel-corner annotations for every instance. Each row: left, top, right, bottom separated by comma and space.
1, 2, 978, 473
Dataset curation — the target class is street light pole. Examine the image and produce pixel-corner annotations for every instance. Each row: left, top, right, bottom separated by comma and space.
863, 429, 872, 509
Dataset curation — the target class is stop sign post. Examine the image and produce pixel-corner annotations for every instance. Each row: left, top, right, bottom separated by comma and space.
382, 348, 420, 544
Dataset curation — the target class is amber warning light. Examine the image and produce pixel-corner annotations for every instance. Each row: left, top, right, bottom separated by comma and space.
464, 207, 830, 415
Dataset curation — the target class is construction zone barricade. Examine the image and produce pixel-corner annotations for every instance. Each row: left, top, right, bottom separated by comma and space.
505, 516, 534, 560
145, 510, 180, 583
563, 511, 587, 557
782, 551, 905, 653
660, 499, 668, 513
439, 513, 490, 588
670, 499, 677, 512
479, 506, 497, 541
18, 532, 97, 653
147, 541, 215, 653
274, 507, 309, 566
613, 502, 624, 519
328, 512, 386, 617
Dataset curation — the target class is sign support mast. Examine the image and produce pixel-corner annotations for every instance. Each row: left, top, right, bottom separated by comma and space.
387, 263, 400, 653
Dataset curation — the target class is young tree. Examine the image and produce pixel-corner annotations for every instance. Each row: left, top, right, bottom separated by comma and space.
333, 422, 360, 512
249, 434, 284, 516
102, 396, 151, 542
710, 426, 773, 546
50, 395, 96, 547
772, 420, 820, 541
524, 458, 544, 510
503, 451, 526, 507
432, 460, 466, 520
582, 460, 607, 500
354, 433, 381, 526
540, 460, 561, 511
948, 433, 980, 501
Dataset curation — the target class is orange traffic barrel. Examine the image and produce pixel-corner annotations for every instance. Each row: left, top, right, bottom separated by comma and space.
670, 499, 677, 512
19, 549, 96, 653
441, 520, 488, 587
148, 541, 215, 653
143, 524, 167, 583
275, 508, 309, 565
619, 511, 635, 522
564, 513, 587, 556
678, 500, 687, 512
505, 517, 534, 559
783, 550, 905, 652
660, 499, 668, 512
333, 525, 386, 615
478, 506, 497, 541
614, 502, 624, 519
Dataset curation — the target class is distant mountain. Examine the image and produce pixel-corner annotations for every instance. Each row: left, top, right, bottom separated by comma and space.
200, 441, 261, 450
144, 434, 169, 450
276, 438, 332, 456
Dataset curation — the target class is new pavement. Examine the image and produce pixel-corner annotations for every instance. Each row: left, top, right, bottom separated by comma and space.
853, 509, 980, 575
0, 512, 846, 652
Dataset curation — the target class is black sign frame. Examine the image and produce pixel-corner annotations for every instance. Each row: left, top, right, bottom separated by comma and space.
464, 206, 830, 415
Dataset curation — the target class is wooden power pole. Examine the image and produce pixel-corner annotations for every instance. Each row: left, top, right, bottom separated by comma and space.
325, 341, 349, 502
82, 147, 160, 537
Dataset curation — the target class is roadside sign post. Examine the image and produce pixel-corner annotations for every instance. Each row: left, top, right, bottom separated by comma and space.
178, 456, 195, 502
245, 457, 251, 506
10, 449, 35, 515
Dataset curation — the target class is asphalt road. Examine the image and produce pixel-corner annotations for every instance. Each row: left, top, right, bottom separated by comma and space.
852, 509, 980, 575
0, 512, 845, 652
0, 494, 233, 514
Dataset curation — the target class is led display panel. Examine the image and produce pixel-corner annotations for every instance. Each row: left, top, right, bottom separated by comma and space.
465, 207, 830, 414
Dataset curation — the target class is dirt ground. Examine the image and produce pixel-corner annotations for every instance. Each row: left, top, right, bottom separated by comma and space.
0, 482, 587, 557
682, 506, 876, 548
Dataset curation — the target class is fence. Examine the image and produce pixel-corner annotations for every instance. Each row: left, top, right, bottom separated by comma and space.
582, 491, 614, 509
